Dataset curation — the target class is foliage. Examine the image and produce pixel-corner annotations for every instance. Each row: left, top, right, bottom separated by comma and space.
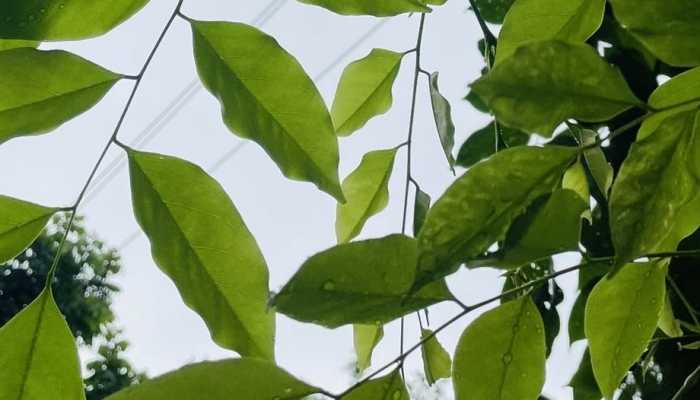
1, 0, 700, 399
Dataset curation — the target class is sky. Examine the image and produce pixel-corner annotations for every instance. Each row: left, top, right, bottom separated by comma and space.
0, 0, 585, 398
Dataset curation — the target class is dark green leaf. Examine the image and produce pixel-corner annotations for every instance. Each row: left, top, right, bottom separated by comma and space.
456, 121, 529, 168
0, 0, 149, 41
609, 0, 700, 67
472, 0, 515, 24
272, 234, 453, 328
191, 20, 344, 201
342, 370, 409, 400
106, 359, 318, 399
331, 49, 404, 136
417, 145, 577, 285
0, 48, 121, 144
297, 0, 430, 16
569, 285, 592, 344
413, 186, 431, 236
0, 195, 56, 263
421, 329, 452, 385
569, 349, 603, 400
0, 39, 38, 51
0, 289, 85, 400
353, 324, 384, 374
453, 296, 546, 400
336, 148, 397, 243
585, 262, 666, 399
472, 41, 641, 137
428, 72, 456, 170
464, 90, 490, 113
127, 149, 275, 361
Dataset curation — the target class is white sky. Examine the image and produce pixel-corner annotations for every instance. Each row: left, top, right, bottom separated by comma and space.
0, 1, 585, 398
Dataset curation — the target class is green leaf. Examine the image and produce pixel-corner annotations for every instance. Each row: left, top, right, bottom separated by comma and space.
609, 0, 700, 67
336, 148, 397, 243
453, 296, 546, 400
569, 286, 591, 344
0, 0, 149, 41
456, 121, 529, 168
331, 49, 404, 136
581, 130, 613, 199
421, 0, 447, 5
658, 293, 683, 338
0, 195, 56, 263
413, 186, 431, 236
609, 109, 700, 266
472, 41, 641, 137
0, 289, 85, 400
464, 90, 490, 113
343, 370, 409, 400
0, 39, 38, 51
472, 0, 515, 24
106, 359, 319, 399
0, 48, 122, 144
353, 323, 384, 374
417, 145, 577, 285
585, 262, 666, 399
428, 72, 456, 171
569, 349, 603, 400
496, 0, 606, 64
127, 149, 275, 361
272, 234, 453, 328
420, 329, 452, 385
190, 20, 344, 201
563, 160, 591, 202
297, 0, 430, 16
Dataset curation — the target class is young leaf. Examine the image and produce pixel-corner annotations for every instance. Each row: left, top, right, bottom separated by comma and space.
472, 41, 641, 137
417, 145, 577, 286
585, 262, 666, 399
272, 234, 453, 328
658, 293, 683, 338
569, 349, 603, 400
609, 0, 700, 67
609, 110, 700, 266
297, 0, 430, 17
0, 40, 38, 51
0, 289, 85, 400
0, 48, 122, 144
472, 0, 515, 24
190, 20, 344, 201
106, 359, 319, 399
343, 370, 409, 400
413, 186, 431, 236
127, 149, 275, 361
336, 148, 397, 243
428, 72, 456, 171
0, 195, 56, 263
496, 0, 606, 64
420, 329, 452, 385
331, 49, 404, 136
0, 0, 149, 41
353, 323, 384, 374
456, 121, 529, 168
453, 296, 546, 400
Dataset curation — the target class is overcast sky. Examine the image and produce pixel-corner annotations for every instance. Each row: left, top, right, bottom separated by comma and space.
0, 1, 585, 398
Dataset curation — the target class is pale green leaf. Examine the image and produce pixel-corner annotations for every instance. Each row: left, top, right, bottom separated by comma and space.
0, 195, 56, 263
610, 109, 700, 265
343, 370, 409, 400
272, 234, 453, 328
496, 0, 606, 64
353, 323, 384, 374
569, 349, 603, 400
472, 41, 641, 137
0, 0, 149, 41
0, 48, 122, 144
127, 149, 275, 361
421, 329, 452, 385
413, 186, 431, 236
336, 148, 397, 243
609, 0, 700, 67
563, 160, 590, 202
331, 49, 404, 136
429, 72, 456, 170
0, 289, 85, 400
191, 20, 344, 201
297, 0, 430, 16
472, 0, 515, 24
106, 359, 318, 399
417, 145, 577, 285
456, 121, 529, 168
585, 262, 666, 399
0, 39, 38, 51
658, 293, 683, 338
453, 296, 546, 400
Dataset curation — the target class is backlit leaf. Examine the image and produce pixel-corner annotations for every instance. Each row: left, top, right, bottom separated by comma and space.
456, 121, 529, 168
585, 262, 666, 399
428, 72, 456, 171
353, 323, 384, 374
0, 48, 121, 144
106, 359, 318, 399
297, 0, 430, 17
420, 329, 452, 385
191, 20, 344, 201
472, 41, 641, 137
0, 195, 56, 263
331, 49, 404, 136
453, 296, 546, 400
0, 289, 85, 400
336, 148, 397, 243
342, 370, 409, 400
127, 149, 275, 361
272, 234, 453, 328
